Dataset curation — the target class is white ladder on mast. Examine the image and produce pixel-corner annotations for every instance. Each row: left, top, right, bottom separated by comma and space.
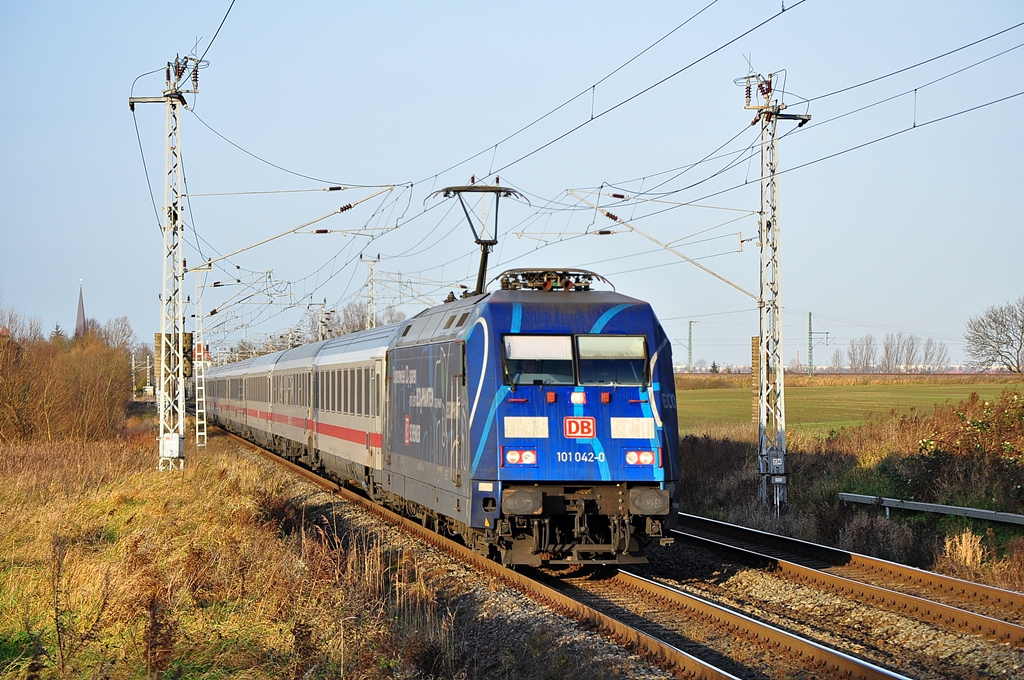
194, 355, 207, 447
193, 270, 209, 448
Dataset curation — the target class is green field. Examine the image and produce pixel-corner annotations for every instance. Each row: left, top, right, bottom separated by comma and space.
676, 382, 1020, 433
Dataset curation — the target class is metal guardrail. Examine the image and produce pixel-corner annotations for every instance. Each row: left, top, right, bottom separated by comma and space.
839, 493, 1024, 526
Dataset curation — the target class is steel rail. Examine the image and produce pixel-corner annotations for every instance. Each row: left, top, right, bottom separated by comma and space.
615, 570, 911, 680
217, 429, 741, 680
674, 513, 1024, 646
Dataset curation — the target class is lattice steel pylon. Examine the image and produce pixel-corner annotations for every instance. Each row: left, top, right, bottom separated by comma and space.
130, 56, 200, 470
745, 74, 810, 512
362, 254, 378, 329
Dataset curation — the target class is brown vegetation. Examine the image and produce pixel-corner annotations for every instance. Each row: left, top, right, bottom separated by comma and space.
679, 389, 1024, 592
0, 310, 133, 442
675, 372, 1024, 391
1, 428, 669, 679
0, 431, 464, 678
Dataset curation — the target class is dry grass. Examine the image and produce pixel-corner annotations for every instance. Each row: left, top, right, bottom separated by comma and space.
0, 424, 673, 679
0, 429, 465, 678
935, 530, 1024, 593
678, 389, 1024, 587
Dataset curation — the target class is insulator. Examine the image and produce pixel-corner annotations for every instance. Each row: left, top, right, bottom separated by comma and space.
192, 66, 199, 89
611, 193, 625, 199
605, 212, 619, 222
326, 186, 342, 191
338, 203, 353, 212
314, 229, 329, 234
746, 83, 751, 101
166, 65, 171, 83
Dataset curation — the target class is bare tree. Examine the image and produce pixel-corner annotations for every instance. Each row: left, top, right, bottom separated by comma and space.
830, 348, 844, 372
847, 334, 877, 372
322, 301, 407, 338
922, 338, 949, 372
964, 295, 1024, 373
381, 305, 406, 325
102, 316, 136, 350
901, 334, 921, 372
880, 333, 903, 373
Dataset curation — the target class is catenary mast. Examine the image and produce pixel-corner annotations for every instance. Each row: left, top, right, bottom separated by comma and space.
130, 56, 200, 470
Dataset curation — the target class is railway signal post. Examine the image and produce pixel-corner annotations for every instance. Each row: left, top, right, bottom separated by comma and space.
130, 56, 200, 470
744, 74, 810, 511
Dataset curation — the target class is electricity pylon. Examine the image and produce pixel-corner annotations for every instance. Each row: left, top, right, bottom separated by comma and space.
130, 56, 200, 470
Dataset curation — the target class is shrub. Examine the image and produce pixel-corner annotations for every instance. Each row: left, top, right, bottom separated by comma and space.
0, 320, 132, 442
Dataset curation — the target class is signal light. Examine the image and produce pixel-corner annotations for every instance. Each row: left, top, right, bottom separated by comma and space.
546, 392, 556, 403
600, 392, 611, 404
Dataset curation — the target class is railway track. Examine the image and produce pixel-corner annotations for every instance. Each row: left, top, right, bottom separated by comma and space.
671, 513, 1024, 647
533, 566, 910, 680
220, 428, 922, 679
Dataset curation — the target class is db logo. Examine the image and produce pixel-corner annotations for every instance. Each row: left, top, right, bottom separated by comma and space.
563, 416, 596, 438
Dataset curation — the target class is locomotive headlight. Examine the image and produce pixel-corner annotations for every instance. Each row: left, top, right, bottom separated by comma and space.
505, 449, 537, 465
570, 392, 587, 405
625, 450, 655, 465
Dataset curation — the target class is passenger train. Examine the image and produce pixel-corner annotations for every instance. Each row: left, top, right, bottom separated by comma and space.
207, 268, 680, 565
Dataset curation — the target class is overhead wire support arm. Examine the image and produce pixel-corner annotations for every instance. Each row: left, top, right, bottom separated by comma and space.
566, 190, 757, 301
187, 186, 394, 271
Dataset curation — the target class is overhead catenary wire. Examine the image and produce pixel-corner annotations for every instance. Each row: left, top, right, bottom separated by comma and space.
190, 110, 400, 189
799, 19, 1024, 104
184, 7, 1020, 352
413, 0, 724, 185
487, 1, 811, 178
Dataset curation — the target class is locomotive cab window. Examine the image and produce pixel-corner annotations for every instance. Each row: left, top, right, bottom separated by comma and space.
502, 335, 574, 386
576, 335, 647, 386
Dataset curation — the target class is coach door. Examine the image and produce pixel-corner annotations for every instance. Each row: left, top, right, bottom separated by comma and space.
445, 341, 463, 487
371, 359, 384, 470
305, 368, 315, 455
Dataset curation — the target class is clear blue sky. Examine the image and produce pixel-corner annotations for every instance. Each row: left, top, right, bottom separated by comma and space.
1, 1, 1021, 367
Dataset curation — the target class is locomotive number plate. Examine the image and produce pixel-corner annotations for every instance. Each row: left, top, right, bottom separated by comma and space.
563, 416, 596, 438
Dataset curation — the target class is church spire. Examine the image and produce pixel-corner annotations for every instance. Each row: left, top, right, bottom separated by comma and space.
75, 279, 86, 338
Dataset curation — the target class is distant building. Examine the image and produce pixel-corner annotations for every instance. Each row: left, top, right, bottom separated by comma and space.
75, 282, 86, 338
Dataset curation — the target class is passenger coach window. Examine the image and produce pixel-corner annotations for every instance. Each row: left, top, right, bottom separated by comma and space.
363, 367, 370, 417
357, 369, 363, 415
503, 335, 574, 386
576, 335, 647, 386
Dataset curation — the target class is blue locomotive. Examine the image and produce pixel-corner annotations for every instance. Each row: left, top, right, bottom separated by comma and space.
207, 268, 680, 565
